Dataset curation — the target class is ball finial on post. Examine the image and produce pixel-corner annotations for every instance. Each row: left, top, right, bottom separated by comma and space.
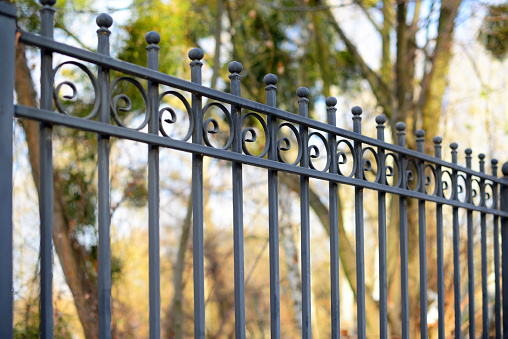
145, 31, 161, 45
228, 61, 243, 74
375, 115, 386, 125
326, 96, 337, 107
96, 13, 113, 28
296, 87, 310, 98
40, 0, 57, 6
502, 162, 508, 177
263, 73, 278, 86
188, 48, 204, 61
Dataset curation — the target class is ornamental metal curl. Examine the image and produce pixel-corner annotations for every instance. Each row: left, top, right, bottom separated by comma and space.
308, 131, 330, 172
336, 139, 356, 178
158, 90, 193, 142
441, 170, 453, 200
110, 77, 150, 130
241, 112, 270, 158
471, 178, 481, 206
202, 102, 234, 150
53, 61, 100, 119
485, 182, 495, 208
424, 164, 438, 196
457, 173, 467, 202
404, 158, 421, 191
384, 152, 402, 188
277, 122, 302, 166
361, 146, 381, 183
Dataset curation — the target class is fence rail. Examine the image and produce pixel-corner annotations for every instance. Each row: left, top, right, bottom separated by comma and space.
1, 1, 507, 338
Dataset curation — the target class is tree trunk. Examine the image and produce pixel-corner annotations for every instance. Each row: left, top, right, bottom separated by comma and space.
15, 41, 100, 339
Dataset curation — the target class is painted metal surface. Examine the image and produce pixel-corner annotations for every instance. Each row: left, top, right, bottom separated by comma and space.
1, 3, 507, 338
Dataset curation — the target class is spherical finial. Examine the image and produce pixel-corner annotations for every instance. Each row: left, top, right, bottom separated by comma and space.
492, 159, 498, 165
450, 142, 458, 150
263, 73, 278, 86
375, 115, 386, 125
502, 162, 508, 176
395, 122, 406, 131
433, 136, 442, 144
188, 48, 204, 61
478, 153, 485, 160
296, 87, 310, 98
351, 106, 362, 116
40, 0, 57, 6
228, 61, 243, 74
326, 97, 337, 107
415, 129, 425, 138
145, 31, 161, 45
465, 148, 472, 155
96, 13, 113, 28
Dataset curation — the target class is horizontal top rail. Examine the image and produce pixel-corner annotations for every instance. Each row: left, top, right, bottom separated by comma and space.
18, 30, 504, 184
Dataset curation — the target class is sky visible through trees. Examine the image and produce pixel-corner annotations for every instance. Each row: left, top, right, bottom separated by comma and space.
10, 0, 508, 338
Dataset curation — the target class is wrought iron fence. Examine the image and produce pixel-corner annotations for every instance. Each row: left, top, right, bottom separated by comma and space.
0, 1, 507, 338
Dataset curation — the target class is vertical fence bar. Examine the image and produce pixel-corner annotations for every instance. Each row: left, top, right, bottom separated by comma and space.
146, 31, 161, 339
396, 122, 409, 339
501, 162, 508, 337
96, 14, 113, 339
450, 142, 461, 339
39, 2, 56, 337
0, 2, 16, 338
353, 106, 366, 339
492, 159, 501, 339
228, 62, 246, 338
465, 148, 475, 338
264, 74, 281, 339
416, 130, 428, 339
433, 137, 445, 339
327, 97, 340, 339
189, 48, 205, 339
297, 87, 312, 339
479, 154, 488, 339
376, 115, 388, 339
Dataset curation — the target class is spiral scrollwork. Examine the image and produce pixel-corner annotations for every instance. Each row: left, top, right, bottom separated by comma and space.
110, 77, 150, 130
53, 61, 100, 119
384, 153, 401, 187
471, 178, 482, 206
361, 147, 381, 183
336, 139, 356, 178
457, 173, 467, 202
423, 164, 438, 196
277, 122, 302, 166
485, 182, 495, 209
241, 112, 270, 158
202, 102, 234, 150
404, 158, 420, 191
308, 132, 330, 172
441, 170, 453, 200
158, 91, 193, 142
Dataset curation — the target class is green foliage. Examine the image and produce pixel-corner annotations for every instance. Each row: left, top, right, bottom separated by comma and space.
479, 3, 508, 60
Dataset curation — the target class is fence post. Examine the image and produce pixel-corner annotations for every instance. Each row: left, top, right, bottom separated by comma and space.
96, 13, 113, 339
0, 2, 16, 339
501, 162, 508, 337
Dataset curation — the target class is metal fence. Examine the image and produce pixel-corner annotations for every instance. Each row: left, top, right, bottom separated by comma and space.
1, 1, 507, 338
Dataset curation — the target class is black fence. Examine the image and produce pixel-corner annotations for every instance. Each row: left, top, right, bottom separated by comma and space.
1, 1, 507, 338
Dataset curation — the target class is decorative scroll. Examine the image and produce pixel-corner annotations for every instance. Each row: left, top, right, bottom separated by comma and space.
424, 164, 438, 196
110, 77, 150, 130
384, 153, 401, 188
308, 131, 330, 172
241, 112, 270, 158
405, 158, 420, 192
277, 122, 302, 166
336, 139, 356, 178
158, 90, 193, 142
202, 102, 234, 150
361, 146, 381, 183
53, 61, 100, 119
